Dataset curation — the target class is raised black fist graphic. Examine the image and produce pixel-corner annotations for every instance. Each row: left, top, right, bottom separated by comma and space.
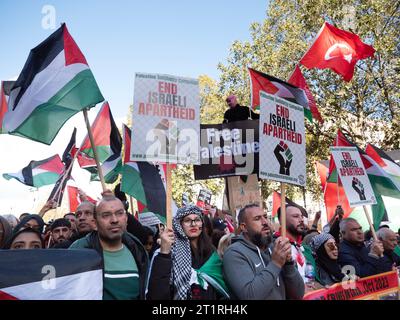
352, 177, 366, 201
274, 141, 293, 176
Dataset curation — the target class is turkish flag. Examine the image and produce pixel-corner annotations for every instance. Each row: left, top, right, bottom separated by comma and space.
300, 22, 375, 81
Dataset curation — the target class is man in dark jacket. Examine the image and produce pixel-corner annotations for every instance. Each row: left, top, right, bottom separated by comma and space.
223, 204, 304, 300
376, 227, 400, 271
223, 95, 259, 123
70, 194, 149, 300
338, 218, 386, 278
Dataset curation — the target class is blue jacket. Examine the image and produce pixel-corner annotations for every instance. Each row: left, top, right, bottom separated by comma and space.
338, 240, 386, 278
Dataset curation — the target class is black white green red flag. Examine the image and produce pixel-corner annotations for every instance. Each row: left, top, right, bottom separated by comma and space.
327, 130, 400, 229
3, 155, 64, 188
78, 102, 122, 183
0, 249, 102, 300
3, 23, 104, 144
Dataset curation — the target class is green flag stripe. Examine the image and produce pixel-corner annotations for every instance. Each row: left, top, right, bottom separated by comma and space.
11, 69, 104, 145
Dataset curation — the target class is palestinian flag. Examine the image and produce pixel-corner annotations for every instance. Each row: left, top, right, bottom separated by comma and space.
3, 155, 64, 188
365, 144, 400, 191
68, 186, 96, 212
48, 128, 78, 206
288, 65, 323, 124
79, 101, 121, 162
248, 67, 308, 115
121, 125, 167, 222
0, 249, 102, 300
271, 191, 308, 218
87, 153, 122, 184
328, 130, 400, 229
3, 23, 104, 145
0, 81, 14, 133
316, 160, 353, 221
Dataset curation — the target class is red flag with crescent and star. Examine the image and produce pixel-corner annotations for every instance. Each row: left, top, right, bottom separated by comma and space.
300, 22, 375, 82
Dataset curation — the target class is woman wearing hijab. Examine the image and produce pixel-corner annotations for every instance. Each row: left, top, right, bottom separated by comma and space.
0, 216, 13, 249
13, 214, 45, 234
4, 227, 44, 250
147, 205, 230, 300
310, 233, 345, 286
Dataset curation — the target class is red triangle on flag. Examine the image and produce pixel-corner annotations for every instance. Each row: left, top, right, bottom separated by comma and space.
0, 81, 8, 132
80, 102, 113, 161
62, 24, 88, 66
288, 65, 323, 123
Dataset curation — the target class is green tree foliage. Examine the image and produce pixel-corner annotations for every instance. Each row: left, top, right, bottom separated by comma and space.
217, 0, 399, 202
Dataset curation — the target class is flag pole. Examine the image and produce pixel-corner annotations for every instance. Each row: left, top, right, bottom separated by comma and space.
280, 183, 286, 238
129, 196, 134, 215
83, 108, 107, 191
363, 206, 378, 241
166, 163, 172, 229
51, 146, 80, 203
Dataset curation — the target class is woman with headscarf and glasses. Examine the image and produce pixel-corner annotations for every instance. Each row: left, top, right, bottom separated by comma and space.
146, 205, 230, 300
310, 233, 346, 286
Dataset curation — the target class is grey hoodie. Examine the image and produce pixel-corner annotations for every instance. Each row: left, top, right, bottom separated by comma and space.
222, 234, 305, 300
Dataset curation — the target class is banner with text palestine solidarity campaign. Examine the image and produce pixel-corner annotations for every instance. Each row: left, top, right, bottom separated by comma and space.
330, 146, 377, 207
259, 92, 306, 187
131, 73, 200, 164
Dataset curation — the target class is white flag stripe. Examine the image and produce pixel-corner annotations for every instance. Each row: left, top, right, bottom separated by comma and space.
2, 270, 102, 300
5, 51, 88, 131
104, 273, 139, 279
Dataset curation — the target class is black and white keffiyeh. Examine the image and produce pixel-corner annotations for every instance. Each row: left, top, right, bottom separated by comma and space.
171, 205, 203, 300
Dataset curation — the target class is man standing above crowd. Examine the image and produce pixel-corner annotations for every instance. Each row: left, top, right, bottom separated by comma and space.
338, 218, 386, 277
69, 194, 148, 300
223, 95, 259, 123
223, 204, 304, 300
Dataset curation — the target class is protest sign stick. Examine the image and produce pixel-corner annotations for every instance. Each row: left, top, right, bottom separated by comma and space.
83, 108, 106, 192
280, 183, 286, 238
166, 163, 172, 229
363, 206, 378, 241
129, 196, 134, 216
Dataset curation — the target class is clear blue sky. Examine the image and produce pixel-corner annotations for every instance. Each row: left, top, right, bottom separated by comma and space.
0, 0, 268, 119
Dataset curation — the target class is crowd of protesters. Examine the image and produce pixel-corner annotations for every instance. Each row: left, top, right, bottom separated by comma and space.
1, 184, 400, 300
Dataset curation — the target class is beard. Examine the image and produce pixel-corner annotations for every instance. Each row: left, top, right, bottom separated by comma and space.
248, 229, 272, 248
288, 224, 305, 237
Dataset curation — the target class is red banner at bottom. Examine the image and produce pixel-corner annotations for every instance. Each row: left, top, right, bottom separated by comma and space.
303, 271, 399, 300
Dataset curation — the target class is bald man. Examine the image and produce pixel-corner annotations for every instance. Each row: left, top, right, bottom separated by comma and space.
376, 227, 400, 271
223, 95, 259, 123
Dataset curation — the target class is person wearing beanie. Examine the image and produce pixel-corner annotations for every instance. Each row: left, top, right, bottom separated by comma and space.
50, 218, 72, 248
310, 233, 345, 286
147, 205, 230, 300
5, 227, 44, 250
211, 217, 229, 248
